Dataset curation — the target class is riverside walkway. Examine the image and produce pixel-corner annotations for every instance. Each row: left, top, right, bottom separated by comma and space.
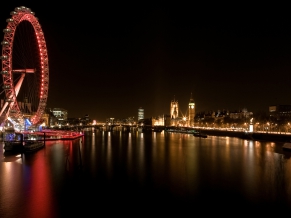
196, 128, 291, 143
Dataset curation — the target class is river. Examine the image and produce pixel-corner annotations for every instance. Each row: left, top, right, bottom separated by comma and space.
1, 129, 291, 217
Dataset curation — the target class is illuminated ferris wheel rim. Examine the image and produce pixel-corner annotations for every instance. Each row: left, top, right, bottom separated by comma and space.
1, 6, 49, 125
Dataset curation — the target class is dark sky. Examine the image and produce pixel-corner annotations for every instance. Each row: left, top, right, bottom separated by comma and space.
1, 2, 291, 121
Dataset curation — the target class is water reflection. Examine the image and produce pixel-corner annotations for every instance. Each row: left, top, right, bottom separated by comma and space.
1, 132, 291, 217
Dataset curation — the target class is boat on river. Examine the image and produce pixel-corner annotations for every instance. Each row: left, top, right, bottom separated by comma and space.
4, 139, 44, 153
283, 143, 291, 150
193, 131, 208, 138
23, 140, 44, 152
4, 140, 24, 153
3, 130, 24, 153
153, 127, 163, 132
165, 127, 195, 134
3, 130, 45, 153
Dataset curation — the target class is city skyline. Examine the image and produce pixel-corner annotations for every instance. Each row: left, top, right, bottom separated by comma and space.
1, 3, 291, 121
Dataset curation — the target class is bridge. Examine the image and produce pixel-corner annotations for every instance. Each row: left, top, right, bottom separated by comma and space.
66, 124, 139, 132
52, 123, 167, 133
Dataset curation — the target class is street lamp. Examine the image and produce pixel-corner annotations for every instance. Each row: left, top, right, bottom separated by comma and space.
183, 116, 186, 127
256, 122, 259, 132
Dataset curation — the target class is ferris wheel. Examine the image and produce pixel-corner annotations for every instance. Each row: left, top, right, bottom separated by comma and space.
0, 6, 49, 131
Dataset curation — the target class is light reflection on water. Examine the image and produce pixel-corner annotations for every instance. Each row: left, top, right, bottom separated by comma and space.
1, 130, 291, 217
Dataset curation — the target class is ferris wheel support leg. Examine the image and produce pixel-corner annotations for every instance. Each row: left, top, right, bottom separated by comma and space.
6, 73, 25, 111
0, 74, 25, 118
0, 101, 8, 117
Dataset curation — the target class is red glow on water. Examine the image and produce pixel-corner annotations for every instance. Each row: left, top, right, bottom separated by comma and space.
23, 152, 56, 218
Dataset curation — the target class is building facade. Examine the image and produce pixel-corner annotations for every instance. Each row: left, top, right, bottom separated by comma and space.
138, 107, 144, 121
269, 105, 291, 121
50, 108, 68, 125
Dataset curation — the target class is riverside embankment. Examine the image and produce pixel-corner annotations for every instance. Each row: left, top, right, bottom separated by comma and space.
198, 129, 291, 143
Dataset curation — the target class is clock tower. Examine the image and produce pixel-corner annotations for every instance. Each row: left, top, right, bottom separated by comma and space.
188, 93, 195, 127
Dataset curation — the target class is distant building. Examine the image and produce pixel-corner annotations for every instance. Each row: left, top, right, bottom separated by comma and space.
195, 108, 252, 123
106, 118, 115, 125
81, 114, 90, 125
152, 115, 165, 126
164, 114, 171, 127
151, 114, 172, 127
51, 108, 68, 121
229, 108, 252, 119
66, 117, 81, 126
269, 105, 291, 120
40, 113, 49, 128
137, 118, 151, 126
138, 107, 144, 120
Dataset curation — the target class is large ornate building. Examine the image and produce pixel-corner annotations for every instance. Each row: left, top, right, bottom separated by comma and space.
170, 94, 195, 127
170, 96, 179, 119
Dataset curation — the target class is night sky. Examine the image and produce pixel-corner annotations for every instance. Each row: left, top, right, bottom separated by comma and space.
1, 2, 291, 121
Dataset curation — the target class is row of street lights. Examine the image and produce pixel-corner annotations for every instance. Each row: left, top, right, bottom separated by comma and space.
193, 121, 291, 134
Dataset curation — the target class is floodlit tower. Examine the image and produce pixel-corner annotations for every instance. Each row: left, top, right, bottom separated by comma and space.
170, 96, 179, 119
188, 93, 195, 127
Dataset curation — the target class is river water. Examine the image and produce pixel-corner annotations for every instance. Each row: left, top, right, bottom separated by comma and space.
1, 129, 291, 217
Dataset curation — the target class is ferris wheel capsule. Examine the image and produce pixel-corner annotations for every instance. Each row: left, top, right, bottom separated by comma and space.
1, 41, 9, 46
10, 11, 18, 15
0, 71, 9, 75
2, 85, 11, 89
0, 55, 8, 60
3, 28, 11, 33
5, 98, 14, 102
